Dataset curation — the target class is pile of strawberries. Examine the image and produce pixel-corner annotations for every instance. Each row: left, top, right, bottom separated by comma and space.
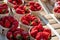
8, 0, 23, 5
54, 6, 60, 13
0, 3, 9, 14
21, 14, 40, 26
29, 1, 42, 11
7, 28, 30, 40
0, 16, 18, 29
13, 5, 30, 14
30, 24, 51, 40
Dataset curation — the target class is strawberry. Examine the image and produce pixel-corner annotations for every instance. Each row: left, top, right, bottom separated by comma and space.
43, 28, 51, 38
10, 25, 18, 32
36, 32, 42, 40
8, 0, 12, 3
31, 26, 39, 31
30, 6, 36, 11
13, 1, 17, 5
13, 20, 18, 27
37, 24, 44, 31
13, 5, 18, 9
6, 31, 13, 39
37, 6, 41, 11
4, 20, 11, 28
8, 16, 15, 23
22, 31, 29, 40
30, 21, 37, 26
13, 31, 23, 40
43, 32, 50, 40
16, 28, 24, 32
57, 9, 60, 13
30, 30, 38, 38
22, 20, 29, 25
36, 32, 49, 40
34, 2, 40, 7
31, 16, 37, 21
16, 8, 25, 14
54, 8, 58, 12
29, 1, 35, 5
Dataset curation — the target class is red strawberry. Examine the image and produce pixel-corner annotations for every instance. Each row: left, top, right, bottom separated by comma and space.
34, 2, 40, 7
6, 31, 13, 39
36, 32, 42, 40
31, 16, 37, 21
8, 16, 15, 23
13, 1, 17, 5
37, 6, 41, 11
54, 8, 58, 12
16, 8, 25, 14
13, 5, 18, 9
30, 6, 36, 11
29, 1, 35, 5
37, 24, 44, 31
57, 9, 60, 13
43, 32, 50, 40
22, 20, 29, 25
36, 32, 49, 40
30, 30, 38, 38
13, 20, 18, 27
8, 0, 12, 3
43, 28, 51, 37
30, 21, 37, 26
10, 25, 18, 32
13, 31, 22, 40
4, 20, 11, 28
22, 31, 29, 40
16, 28, 24, 32
31, 26, 39, 31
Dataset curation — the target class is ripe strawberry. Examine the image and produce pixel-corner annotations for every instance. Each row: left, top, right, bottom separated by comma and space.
13, 1, 17, 5
10, 25, 18, 32
29, 1, 35, 5
54, 8, 58, 12
43, 32, 50, 40
13, 31, 23, 40
34, 2, 40, 7
43, 28, 51, 38
13, 5, 18, 9
37, 24, 44, 31
6, 31, 13, 39
31, 26, 39, 31
36, 32, 49, 40
30, 6, 36, 11
4, 20, 11, 28
37, 6, 41, 11
22, 20, 29, 25
30, 30, 38, 38
31, 16, 37, 21
57, 9, 60, 13
8, 0, 12, 3
16, 8, 25, 14
16, 28, 24, 32
36, 32, 42, 40
22, 31, 29, 40
8, 16, 15, 23
30, 21, 37, 26
13, 20, 18, 27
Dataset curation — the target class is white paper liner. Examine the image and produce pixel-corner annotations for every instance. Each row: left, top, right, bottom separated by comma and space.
54, 12, 60, 18
0, 25, 9, 35
29, 27, 35, 40
31, 11, 41, 16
